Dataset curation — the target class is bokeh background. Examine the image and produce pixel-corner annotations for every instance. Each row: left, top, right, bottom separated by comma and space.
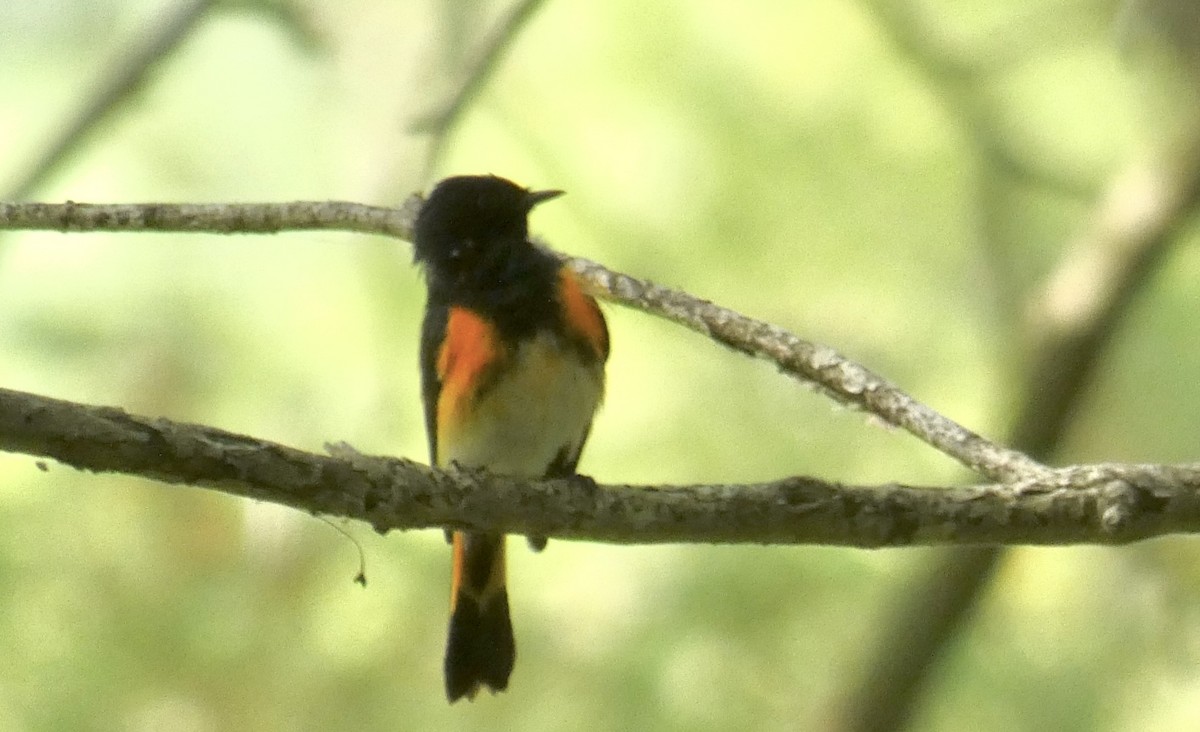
2, 0, 1200, 730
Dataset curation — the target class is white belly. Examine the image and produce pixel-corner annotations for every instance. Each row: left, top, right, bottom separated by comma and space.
439, 332, 604, 477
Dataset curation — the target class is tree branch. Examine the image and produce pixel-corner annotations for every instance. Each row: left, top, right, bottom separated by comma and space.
0, 198, 1046, 483
1, 385, 1198, 546
825, 38, 1200, 732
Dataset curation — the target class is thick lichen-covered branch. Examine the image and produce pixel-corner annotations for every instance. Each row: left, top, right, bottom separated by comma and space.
0, 386, 1197, 547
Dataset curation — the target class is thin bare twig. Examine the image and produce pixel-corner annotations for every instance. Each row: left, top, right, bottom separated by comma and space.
568, 257, 1047, 483
0, 198, 1045, 484
0, 199, 420, 239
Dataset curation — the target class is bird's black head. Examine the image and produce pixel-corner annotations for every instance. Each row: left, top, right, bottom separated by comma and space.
413, 175, 563, 286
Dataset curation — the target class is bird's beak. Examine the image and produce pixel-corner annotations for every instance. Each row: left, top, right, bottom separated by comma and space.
525, 188, 565, 209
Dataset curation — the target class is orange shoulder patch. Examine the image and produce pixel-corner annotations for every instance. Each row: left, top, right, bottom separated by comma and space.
436, 307, 502, 456
558, 269, 609, 361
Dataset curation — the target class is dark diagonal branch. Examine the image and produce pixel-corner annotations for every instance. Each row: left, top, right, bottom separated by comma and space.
1, 386, 1198, 547
1015, 148, 1200, 449
5, 0, 217, 201
825, 86, 1200, 732
0, 198, 1046, 484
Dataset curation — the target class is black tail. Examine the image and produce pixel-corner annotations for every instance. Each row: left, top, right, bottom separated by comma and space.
445, 533, 515, 702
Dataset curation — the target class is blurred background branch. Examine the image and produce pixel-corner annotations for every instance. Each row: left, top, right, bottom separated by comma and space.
825, 0, 1200, 729
408, 0, 549, 177
864, 0, 1104, 335
3, 0, 218, 202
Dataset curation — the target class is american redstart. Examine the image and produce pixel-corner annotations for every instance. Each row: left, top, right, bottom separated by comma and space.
413, 175, 610, 702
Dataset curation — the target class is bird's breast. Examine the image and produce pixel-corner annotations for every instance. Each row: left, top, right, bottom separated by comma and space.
437, 330, 604, 477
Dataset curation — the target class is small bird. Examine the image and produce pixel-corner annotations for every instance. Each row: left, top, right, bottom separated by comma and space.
413, 174, 609, 702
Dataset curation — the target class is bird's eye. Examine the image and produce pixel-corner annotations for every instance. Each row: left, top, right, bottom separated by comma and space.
448, 239, 474, 260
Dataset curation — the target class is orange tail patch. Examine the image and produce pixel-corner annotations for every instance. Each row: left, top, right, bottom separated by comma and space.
445, 532, 515, 702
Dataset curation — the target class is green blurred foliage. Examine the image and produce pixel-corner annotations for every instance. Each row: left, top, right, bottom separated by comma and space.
1, 0, 1199, 730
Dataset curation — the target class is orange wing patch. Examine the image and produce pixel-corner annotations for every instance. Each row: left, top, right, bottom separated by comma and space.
436, 307, 503, 462
558, 269, 609, 361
